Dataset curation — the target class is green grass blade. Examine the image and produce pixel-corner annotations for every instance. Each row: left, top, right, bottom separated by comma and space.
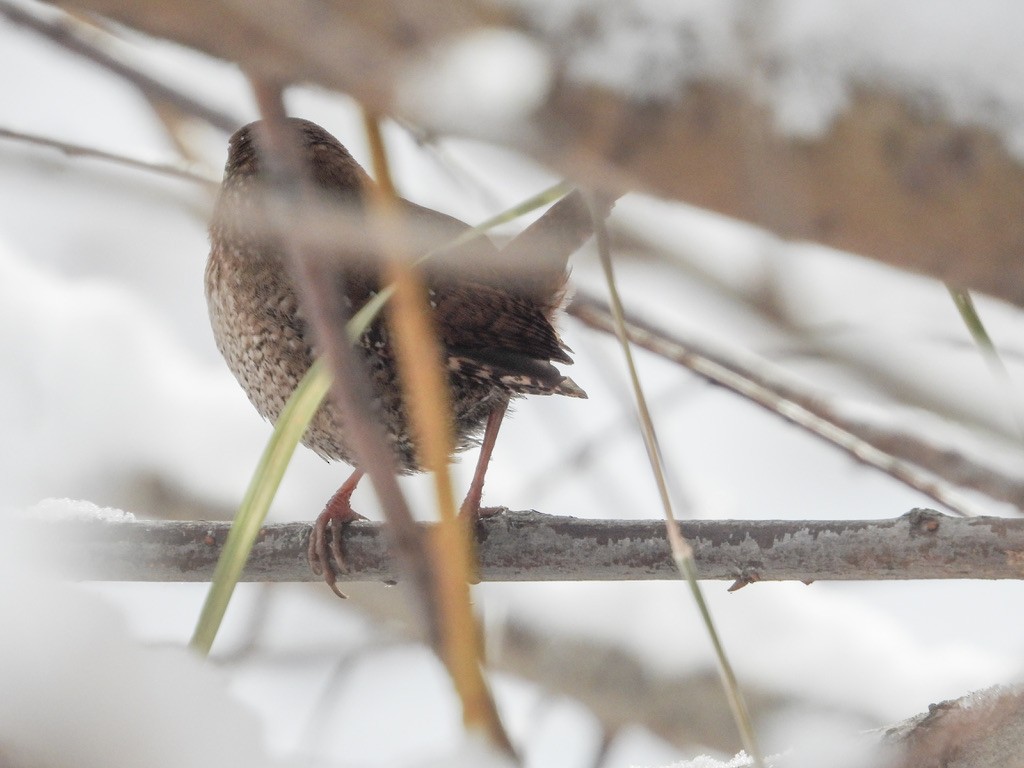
189, 358, 332, 656
948, 285, 1024, 440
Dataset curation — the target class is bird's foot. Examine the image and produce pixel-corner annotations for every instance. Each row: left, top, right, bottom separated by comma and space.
461, 504, 504, 522
309, 472, 366, 599
458, 494, 499, 522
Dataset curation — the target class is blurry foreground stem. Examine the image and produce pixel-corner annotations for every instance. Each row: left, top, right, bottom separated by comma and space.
361, 112, 514, 754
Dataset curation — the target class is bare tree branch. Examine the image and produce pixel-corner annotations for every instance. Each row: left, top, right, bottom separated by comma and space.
569, 292, 1024, 515
0, 125, 219, 188
46, 508, 1024, 584
490, 621, 798, 756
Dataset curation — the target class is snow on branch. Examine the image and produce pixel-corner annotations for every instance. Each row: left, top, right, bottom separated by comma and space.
46, 508, 1024, 585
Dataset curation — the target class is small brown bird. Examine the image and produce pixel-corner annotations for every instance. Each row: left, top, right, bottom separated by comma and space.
207, 118, 600, 592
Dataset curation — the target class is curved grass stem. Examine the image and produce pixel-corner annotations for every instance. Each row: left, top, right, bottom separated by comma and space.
584, 190, 765, 768
189, 357, 331, 655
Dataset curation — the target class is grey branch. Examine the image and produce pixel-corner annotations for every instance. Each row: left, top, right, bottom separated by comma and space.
48, 509, 1024, 584
0, 126, 220, 188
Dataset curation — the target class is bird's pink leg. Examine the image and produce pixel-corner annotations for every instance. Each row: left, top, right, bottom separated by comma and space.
309, 468, 366, 598
459, 402, 508, 520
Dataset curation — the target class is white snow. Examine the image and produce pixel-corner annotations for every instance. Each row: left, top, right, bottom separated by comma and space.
638, 752, 759, 768
23, 496, 135, 523
0, 515, 292, 768
398, 28, 553, 137
407, 734, 518, 768
504, 0, 1024, 157
2, 2, 1023, 766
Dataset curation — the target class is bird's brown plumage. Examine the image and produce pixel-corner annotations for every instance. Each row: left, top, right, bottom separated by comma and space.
206, 118, 587, 474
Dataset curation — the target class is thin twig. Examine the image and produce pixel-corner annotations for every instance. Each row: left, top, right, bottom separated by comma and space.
0, 125, 219, 188
569, 293, 997, 517
49, 508, 1024, 583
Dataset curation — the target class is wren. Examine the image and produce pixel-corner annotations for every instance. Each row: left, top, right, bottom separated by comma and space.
206, 118, 598, 594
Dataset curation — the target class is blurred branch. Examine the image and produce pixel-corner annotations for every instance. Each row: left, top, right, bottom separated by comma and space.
501, 633, 1024, 763
0, 0, 239, 133
490, 621, 796, 756
246, 83, 447, 645
50, 508, 1024, 583
883, 685, 1024, 768
361, 110, 515, 753
569, 292, 1024, 515
40, 0, 1024, 308
0, 125, 219, 188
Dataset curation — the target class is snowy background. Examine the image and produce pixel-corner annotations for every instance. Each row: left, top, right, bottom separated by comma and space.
2, 1, 1024, 766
